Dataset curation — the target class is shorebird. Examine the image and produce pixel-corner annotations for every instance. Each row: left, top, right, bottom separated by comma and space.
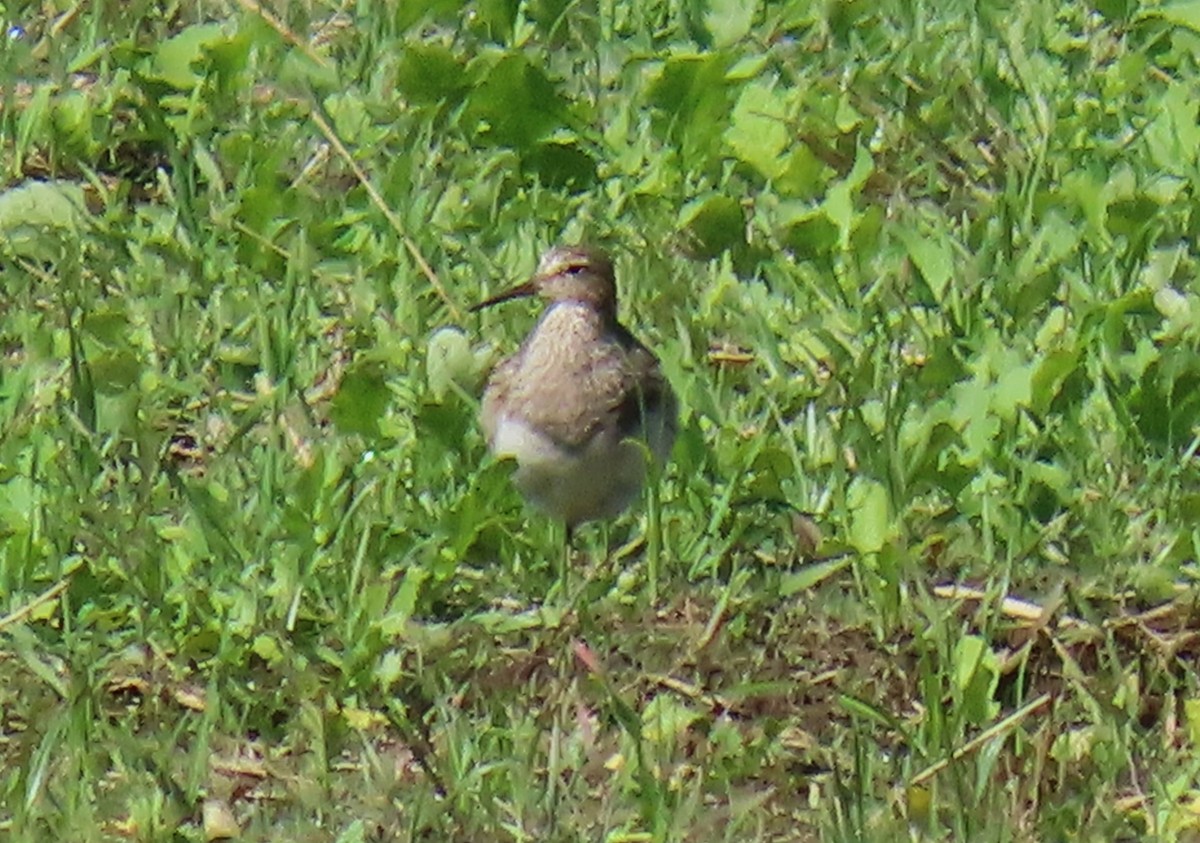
472, 245, 676, 552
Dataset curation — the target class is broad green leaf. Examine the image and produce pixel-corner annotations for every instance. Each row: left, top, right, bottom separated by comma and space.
325, 92, 375, 146
334, 819, 367, 843
83, 306, 130, 346
394, 0, 461, 31
846, 477, 890, 554
463, 51, 567, 148
1145, 82, 1200, 175
1061, 168, 1111, 244
778, 202, 839, 256
823, 144, 874, 250
469, 0, 522, 41
777, 142, 830, 199
0, 181, 84, 257
252, 634, 284, 664
1143, 2, 1200, 32
1034, 306, 1070, 351
960, 413, 1000, 465
953, 635, 999, 725
1026, 460, 1072, 498
90, 351, 141, 395
1030, 349, 1078, 414
1129, 565, 1178, 604
151, 22, 226, 89
725, 80, 790, 179
679, 194, 746, 258
52, 91, 99, 157
1014, 210, 1081, 280
834, 94, 864, 132
642, 695, 700, 743
330, 361, 390, 439
990, 357, 1033, 420
1185, 698, 1200, 747
0, 472, 35, 536
950, 376, 990, 429
396, 42, 471, 105
645, 53, 734, 167
379, 568, 429, 636
705, 0, 755, 47
1115, 336, 1160, 381
1154, 286, 1199, 337
897, 225, 954, 303
524, 138, 598, 190
726, 54, 771, 81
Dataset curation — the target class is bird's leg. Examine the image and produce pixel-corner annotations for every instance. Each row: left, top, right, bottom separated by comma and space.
558, 522, 574, 597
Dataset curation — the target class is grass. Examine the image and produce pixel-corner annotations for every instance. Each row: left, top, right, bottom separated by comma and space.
1, 0, 1199, 840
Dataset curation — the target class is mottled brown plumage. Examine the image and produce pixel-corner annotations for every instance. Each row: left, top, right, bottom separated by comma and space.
473, 246, 676, 530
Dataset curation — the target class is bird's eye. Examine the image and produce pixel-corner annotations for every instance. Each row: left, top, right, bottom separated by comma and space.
565, 264, 585, 275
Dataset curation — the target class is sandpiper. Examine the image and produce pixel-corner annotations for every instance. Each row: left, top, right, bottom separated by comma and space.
472, 245, 676, 545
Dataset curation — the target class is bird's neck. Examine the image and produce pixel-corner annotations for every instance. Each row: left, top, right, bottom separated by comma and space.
540, 300, 617, 331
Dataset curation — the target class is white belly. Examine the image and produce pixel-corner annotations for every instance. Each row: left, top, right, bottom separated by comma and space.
490, 414, 661, 527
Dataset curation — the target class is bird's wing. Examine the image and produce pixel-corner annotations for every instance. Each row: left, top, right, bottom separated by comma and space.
480, 311, 675, 455
609, 339, 676, 445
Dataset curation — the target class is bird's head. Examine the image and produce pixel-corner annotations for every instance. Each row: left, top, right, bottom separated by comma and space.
471, 246, 617, 315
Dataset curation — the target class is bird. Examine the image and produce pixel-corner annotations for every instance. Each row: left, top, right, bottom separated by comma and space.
471, 245, 677, 556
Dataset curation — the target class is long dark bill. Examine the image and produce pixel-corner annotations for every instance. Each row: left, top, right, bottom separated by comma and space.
468, 281, 538, 313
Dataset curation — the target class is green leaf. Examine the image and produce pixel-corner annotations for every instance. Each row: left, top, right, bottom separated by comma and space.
953, 635, 999, 725
823, 144, 874, 250
726, 54, 772, 81
990, 358, 1033, 421
52, 91, 99, 157
779, 556, 851, 596
463, 51, 568, 148
90, 350, 141, 395
0, 181, 85, 259
83, 306, 130, 346
15, 84, 52, 169
1030, 349, 1079, 414
1144, 82, 1200, 175
395, 42, 471, 105
252, 634, 284, 664
642, 695, 700, 743
1142, 2, 1200, 32
950, 376, 989, 429
705, 0, 755, 47
333, 819, 367, 843
678, 194, 746, 258
151, 22, 226, 89
1034, 306, 1070, 351
469, 0, 521, 41
846, 477, 890, 554
329, 361, 390, 439
523, 138, 598, 190
897, 225, 954, 303
1014, 210, 1081, 282
725, 80, 790, 179
325, 92, 374, 146
1185, 698, 1200, 748
960, 414, 1000, 465
1061, 168, 1111, 244
645, 53, 734, 168
1027, 460, 1072, 498
379, 568, 429, 636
